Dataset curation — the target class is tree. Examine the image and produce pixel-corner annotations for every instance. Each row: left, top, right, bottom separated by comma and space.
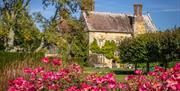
0, 0, 41, 52
120, 36, 148, 71
101, 40, 117, 60
90, 38, 100, 54
35, 0, 88, 62
119, 28, 180, 72
81, 0, 94, 12
159, 28, 180, 70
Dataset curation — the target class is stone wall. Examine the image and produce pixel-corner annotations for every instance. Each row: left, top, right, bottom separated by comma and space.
88, 32, 132, 68
89, 32, 132, 46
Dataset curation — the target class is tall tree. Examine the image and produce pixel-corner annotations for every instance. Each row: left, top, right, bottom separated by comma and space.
38, 0, 88, 62
81, 0, 94, 12
0, 0, 41, 52
159, 28, 180, 70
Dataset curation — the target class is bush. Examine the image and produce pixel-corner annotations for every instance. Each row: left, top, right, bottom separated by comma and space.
7, 57, 180, 91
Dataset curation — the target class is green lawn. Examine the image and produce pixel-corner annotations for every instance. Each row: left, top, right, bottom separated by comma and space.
83, 67, 133, 82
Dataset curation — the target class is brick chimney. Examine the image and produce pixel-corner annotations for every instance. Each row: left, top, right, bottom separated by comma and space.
133, 4, 146, 35
134, 4, 143, 22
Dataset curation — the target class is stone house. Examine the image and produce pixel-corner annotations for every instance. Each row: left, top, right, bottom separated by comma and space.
82, 4, 157, 68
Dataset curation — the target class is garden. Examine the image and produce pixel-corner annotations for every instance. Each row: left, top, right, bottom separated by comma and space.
3, 57, 180, 91
0, 0, 180, 91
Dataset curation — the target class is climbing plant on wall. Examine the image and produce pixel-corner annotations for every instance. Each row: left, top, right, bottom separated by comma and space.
90, 38, 101, 54
90, 39, 118, 61
101, 40, 117, 59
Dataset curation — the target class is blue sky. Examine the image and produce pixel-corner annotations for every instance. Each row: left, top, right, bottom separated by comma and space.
1, 0, 180, 30
95, 0, 180, 30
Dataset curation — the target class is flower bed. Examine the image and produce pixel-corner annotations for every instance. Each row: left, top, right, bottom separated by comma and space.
8, 57, 180, 91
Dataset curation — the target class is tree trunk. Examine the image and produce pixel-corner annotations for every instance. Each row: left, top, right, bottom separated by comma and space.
6, 28, 15, 51
34, 38, 44, 52
66, 41, 73, 62
4, 37, 7, 48
135, 63, 137, 70
164, 60, 168, 71
146, 62, 150, 73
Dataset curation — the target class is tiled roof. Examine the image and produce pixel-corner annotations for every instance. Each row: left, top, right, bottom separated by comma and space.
83, 11, 157, 33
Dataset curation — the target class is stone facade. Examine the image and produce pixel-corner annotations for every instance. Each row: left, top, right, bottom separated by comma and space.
88, 32, 132, 68
83, 4, 157, 68
89, 32, 132, 46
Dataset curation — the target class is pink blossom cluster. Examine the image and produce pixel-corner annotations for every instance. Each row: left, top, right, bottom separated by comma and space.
7, 57, 180, 91
124, 63, 180, 91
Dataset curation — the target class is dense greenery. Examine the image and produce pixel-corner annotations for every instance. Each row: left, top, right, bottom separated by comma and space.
0, 52, 44, 70
101, 40, 117, 59
90, 38, 101, 54
119, 28, 180, 72
0, 0, 41, 52
0, 0, 89, 63
90, 39, 119, 61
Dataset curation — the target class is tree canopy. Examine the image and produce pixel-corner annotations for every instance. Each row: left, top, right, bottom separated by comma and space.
119, 28, 180, 72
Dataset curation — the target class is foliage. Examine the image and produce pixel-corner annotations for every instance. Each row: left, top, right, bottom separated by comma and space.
42, 0, 81, 20
90, 39, 119, 61
158, 29, 180, 68
71, 30, 88, 63
0, 52, 44, 70
81, 0, 94, 11
119, 28, 180, 71
90, 38, 100, 54
0, 0, 41, 51
33, 0, 88, 63
7, 57, 180, 91
101, 40, 117, 59
119, 35, 148, 64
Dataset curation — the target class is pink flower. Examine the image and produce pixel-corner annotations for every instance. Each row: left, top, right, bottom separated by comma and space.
91, 86, 99, 91
155, 66, 165, 72
152, 82, 162, 89
134, 69, 142, 75
148, 71, 157, 76
7, 87, 19, 91
48, 84, 59, 90
65, 86, 79, 91
108, 82, 116, 88
34, 67, 44, 73
105, 73, 115, 82
71, 64, 81, 74
9, 77, 35, 90
177, 84, 180, 90
52, 58, 62, 66
80, 82, 91, 90
23, 68, 33, 74
125, 75, 135, 81
42, 71, 53, 80
95, 77, 103, 84
118, 83, 125, 89
100, 87, 107, 91
41, 57, 49, 63
174, 62, 180, 71
161, 72, 168, 81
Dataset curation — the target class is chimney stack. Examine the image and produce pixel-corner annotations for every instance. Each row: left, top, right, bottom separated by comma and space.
133, 4, 146, 35
134, 4, 143, 16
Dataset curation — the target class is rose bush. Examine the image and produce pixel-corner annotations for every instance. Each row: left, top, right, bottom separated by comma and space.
7, 57, 180, 91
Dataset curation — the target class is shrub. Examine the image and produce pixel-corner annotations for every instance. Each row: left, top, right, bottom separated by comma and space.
7, 57, 180, 91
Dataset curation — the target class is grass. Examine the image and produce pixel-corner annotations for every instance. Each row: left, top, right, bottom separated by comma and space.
83, 67, 133, 82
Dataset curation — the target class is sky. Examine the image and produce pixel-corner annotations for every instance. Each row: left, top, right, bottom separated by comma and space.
95, 0, 180, 30
1, 0, 180, 30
